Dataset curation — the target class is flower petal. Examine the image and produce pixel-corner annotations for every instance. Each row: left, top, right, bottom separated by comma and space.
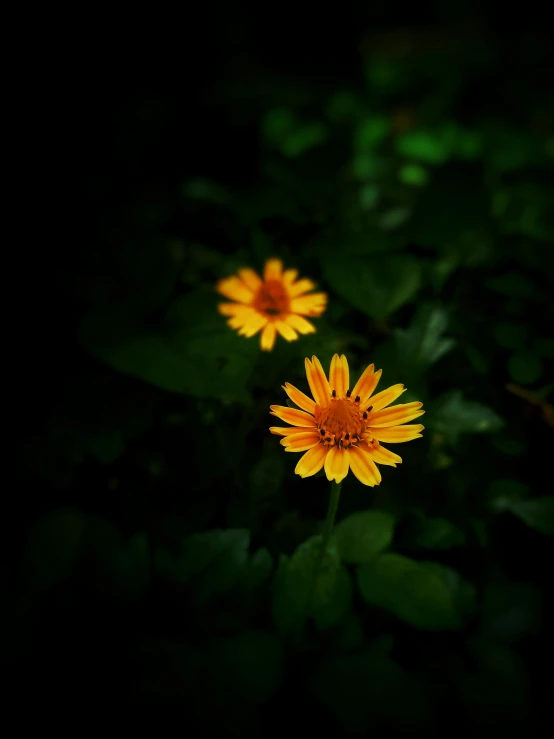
282, 383, 317, 414
274, 320, 298, 342
305, 356, 331, 406
228, 309, 256, 329
290, 293, 327, 316
238, 268, 262, 291
329, 354, 349, 398
284, 314, 316, 334
269, 426, 309, 436
281, 432, 320, 452
351, 364, 382, 404
264, 258, 283, 281
218, 302, 251, 317
324, 445, 350, 483
367, 424, 424, 443
282, 268, 299, 287
295, 444, 328, 478
260, 322, 277, 351
366, 384, 406, 412
237, 312, 268, 337
270, 405, 317, 427
288, 278, 316, 297
216, 276, 254, 304
368, 402, 425, 428
367, 445, 403, 467
349, 445, 382, 487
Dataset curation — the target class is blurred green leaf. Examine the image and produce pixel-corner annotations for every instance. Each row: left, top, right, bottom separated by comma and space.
282, 122, 328, 157
334, 509, 395, 564
492, 322, 527, 350
272, 535, 352, 636
262, 107, 296, 142
396, 129, 450, 164
507, 497, 554, 535
80, 289, 258, 404
355, 116, 390, 150
238, 547, 273, 590
393, 303, 455, 373
414, 517, 465, 549
399, 163, 429, 186
357, 553, 465, 630
458, 639, 536, 732
378, 206, 411, 231
183, 179, 230, 205
481, 584, 542, 643
486, 479, 530, 513
429, 390, 504, 441
210, 630, 284, 704
178, 529, 250, 603
508, 352, 543, 385
25, 508, 85, 593
486, 273, 535, 299
325, 90, 362, 122
323, 253, 421, 321
311, 643, 433, 733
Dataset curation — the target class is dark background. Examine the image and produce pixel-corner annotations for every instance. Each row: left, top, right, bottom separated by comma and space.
11, 2, 553, 734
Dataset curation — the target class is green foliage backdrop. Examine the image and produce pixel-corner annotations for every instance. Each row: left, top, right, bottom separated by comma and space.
11, 4, 553, 734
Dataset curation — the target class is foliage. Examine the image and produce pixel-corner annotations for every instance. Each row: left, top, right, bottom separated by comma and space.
13, 9, 553, 736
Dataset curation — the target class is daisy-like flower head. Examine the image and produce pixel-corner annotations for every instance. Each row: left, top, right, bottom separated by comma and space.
270, 354, 425, 486
216, 258, 327, 351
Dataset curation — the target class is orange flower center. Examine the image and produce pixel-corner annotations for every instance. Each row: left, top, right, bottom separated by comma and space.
315, 394, 377, 449
253, 279, 290, 317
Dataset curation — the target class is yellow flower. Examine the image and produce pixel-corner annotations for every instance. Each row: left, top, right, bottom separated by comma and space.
216, 258, 327, 351
270, 354, 425, 486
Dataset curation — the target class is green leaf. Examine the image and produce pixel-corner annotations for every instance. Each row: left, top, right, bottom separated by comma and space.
414, 517, 465, 549
508, 352, 543, 385
272, 535, 352, 636
492, 322, 527, 350
399, 163, 429, 186
458, 639, 535, 730
84, 518, 150, 602
334, 509, 395, 564
486, 273, 535, 299
178, 529, 251, 603
486, 479, 530, 513
507, 497, 554, 535
356, 553, 463, 630
393, 303, 455, 371
210, 630, 284, 704
238, 547, 273, 590
354, 116, 390, 150
262, 107, 296, 143
281, 121, 328, 157
25, 508, 85, 593
325, 90, 362, 122
378, 206, 411, 231
481, 584, 542, 643
80, 291, 258, 404
429, 390, 504, 441
312, 641, 434, 733
248, 453, 285, 502
323, 253, 422, 321
396, 129, 451, 164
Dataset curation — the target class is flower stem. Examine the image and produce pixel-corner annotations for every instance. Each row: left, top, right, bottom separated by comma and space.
304, 480, 342, 633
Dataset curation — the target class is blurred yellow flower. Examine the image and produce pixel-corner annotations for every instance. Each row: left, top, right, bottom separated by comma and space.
216, 258, 327, 351
270, 354, 425, 486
